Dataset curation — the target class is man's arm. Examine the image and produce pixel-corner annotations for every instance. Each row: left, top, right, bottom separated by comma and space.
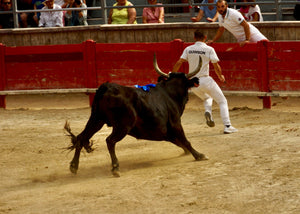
127, 4, 136, 24
191, 9, 204, 22
239, 20, 250, 47
207, 11, 219, 22
172, 58, 187, 72
158, 7, 164, 23
207, 27, 225, 44
212, 62, 225, 82
108, 9, 113, 24
251, 12, 259, 21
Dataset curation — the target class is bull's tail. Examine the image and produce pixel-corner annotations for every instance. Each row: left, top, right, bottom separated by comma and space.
91, 83, 109, 112
94, 83, 109, 103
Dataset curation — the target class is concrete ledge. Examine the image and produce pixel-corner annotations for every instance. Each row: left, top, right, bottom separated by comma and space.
1, 21, 299, 46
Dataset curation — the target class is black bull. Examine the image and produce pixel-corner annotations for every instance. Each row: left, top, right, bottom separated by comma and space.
64, 55, 208, 177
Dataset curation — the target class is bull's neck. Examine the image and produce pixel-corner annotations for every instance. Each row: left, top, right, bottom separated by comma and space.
165, 86, 189, 115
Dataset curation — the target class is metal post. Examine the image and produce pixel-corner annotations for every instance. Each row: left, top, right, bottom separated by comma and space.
189, 0, 194, 18
275, 0, 282, 21
12, 0, 19, 28
101, 0, 107, 24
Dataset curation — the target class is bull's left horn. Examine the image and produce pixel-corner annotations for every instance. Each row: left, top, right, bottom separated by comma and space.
153, 53, 169, 77
186, 56, 202, 78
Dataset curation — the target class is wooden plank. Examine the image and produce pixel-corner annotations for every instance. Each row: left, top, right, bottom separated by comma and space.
5, 43, 83, 55
223, 90, 300, 97
0, 44, 6, 91
268, 91, 300, 97
222, 91, 269, 96
1, 89, 300, 98
0, 88, 97, 95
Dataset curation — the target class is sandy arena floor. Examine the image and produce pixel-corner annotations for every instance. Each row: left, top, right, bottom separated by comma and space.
0, 93, 299, 214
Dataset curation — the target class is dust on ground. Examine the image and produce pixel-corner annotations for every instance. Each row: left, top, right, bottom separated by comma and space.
0, 94, 299, 214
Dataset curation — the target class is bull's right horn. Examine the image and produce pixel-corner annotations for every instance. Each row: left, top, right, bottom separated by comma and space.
186, 56, 202, 78
153, 53, 169, 77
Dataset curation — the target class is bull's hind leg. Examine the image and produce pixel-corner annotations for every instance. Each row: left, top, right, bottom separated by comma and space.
106, 126, 130, 177
70, 147, 82, 174
69, 116, 105, 174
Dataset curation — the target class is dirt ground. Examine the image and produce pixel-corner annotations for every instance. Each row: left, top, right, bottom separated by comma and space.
0, 93, 299, 214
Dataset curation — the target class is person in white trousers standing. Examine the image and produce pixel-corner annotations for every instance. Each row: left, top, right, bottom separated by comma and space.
172, 29, 237, 134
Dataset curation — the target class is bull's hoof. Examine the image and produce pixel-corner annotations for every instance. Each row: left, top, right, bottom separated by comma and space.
70, 162, 78, 174
112, 169, 120, 177
111, 163, 120, 177
85, 147, 94, 153
195, 154, 209, 161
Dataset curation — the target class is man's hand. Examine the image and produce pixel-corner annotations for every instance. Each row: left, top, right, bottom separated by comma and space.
191, 17, 198, 22
239, 40, 250, 47
206, 40, 214, 45
218, 74, 225, 82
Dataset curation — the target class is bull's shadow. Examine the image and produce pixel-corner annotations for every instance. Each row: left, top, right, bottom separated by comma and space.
76, 147, 196, 178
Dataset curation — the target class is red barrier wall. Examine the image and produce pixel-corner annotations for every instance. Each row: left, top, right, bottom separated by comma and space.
267, 42, 300, 91
0, 40, 299, 109
95, 39, 184, 86
4, 43, 85, 90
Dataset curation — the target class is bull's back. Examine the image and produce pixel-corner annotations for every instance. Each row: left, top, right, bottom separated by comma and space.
91, 82, 180, 141
91, 83, 138, 126
93, 82, 138, 111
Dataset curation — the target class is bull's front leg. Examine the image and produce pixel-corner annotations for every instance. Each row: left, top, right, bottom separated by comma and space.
70, 146, 82, 174
172, 127, 208, 161
184, 141, 208, 161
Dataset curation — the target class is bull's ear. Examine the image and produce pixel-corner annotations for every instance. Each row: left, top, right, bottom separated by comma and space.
190, 77, 199, 87
157, 75, 168, 82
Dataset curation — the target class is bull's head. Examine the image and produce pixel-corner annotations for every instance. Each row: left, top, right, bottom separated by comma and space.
153, 53, 202, 78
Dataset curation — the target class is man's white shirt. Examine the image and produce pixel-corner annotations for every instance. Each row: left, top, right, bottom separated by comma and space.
180, 42, 219, 78
217, 8, 267, 42
39, 4, 63, 27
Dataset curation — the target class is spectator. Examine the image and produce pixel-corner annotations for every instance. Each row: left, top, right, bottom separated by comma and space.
55, 0, 66, 6
17, 0, 37, 27
293, 1, 300, 20
0, 0, 14, 29
238, 0, 249, 17
142, 0, 164, 23
233, 0, 242, 9
0, 0, 14, 28
239, 0, 263, 22
64, 0, 88, 26
207, 0, 268, 47
39, 0, 63, 27
191, 0, 218, 22
32, 0, 46, 26
108, 0, 137, 24
58, 0, 72, 26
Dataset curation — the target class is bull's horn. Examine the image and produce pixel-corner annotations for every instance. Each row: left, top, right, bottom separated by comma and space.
153, 53, 169, 77
186, 56, 202, 78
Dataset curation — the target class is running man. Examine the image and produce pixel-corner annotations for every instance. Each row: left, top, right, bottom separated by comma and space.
173, 29, 238, 134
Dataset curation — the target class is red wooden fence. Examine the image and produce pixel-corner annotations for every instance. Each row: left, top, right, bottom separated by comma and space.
0, 40, 299, 109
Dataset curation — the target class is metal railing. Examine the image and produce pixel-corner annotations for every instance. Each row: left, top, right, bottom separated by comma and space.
0, 0, 299, 28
